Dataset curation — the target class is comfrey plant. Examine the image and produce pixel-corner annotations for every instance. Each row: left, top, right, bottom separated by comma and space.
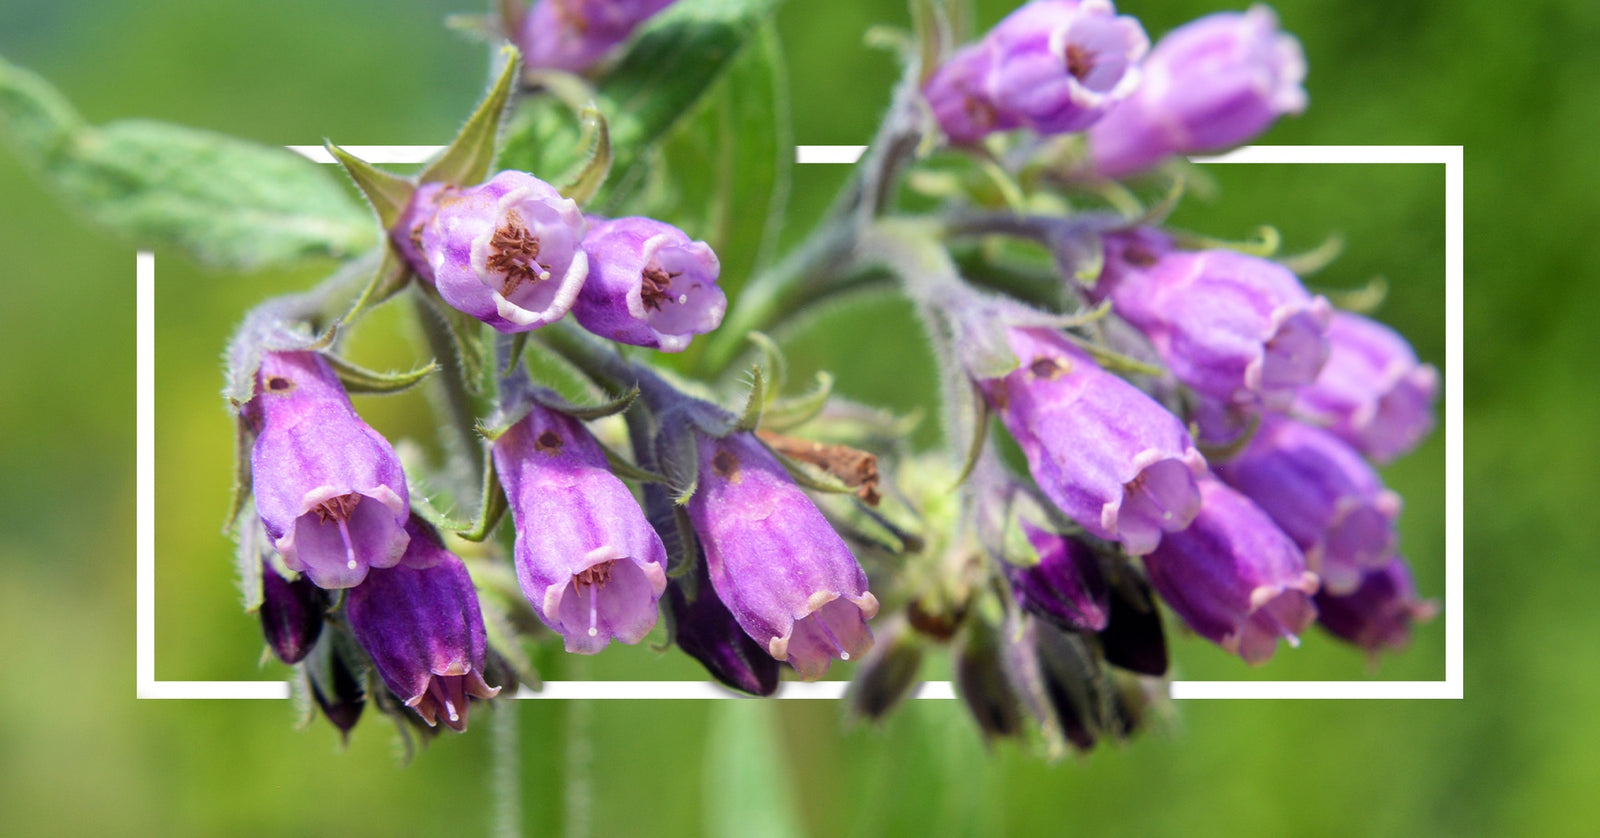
0, 0, 1438, 757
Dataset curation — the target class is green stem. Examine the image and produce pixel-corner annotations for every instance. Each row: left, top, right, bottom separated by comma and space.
490, 700, 522, 838
412, 293, 486, 489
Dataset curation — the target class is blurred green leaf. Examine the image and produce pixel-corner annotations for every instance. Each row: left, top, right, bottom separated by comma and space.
702, 701, 805, 838
0, 54, 374, 270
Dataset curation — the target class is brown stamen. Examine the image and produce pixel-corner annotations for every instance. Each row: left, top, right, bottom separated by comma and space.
487, 211, 547, 294
574, 560, 615, 589
758, 431, 882, 506
1064, 44, 1094, 81
313, 494, 361, 523
640, 264, 676, 311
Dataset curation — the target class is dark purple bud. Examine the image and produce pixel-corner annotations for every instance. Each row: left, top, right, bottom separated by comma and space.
1293, 310, 1439, 464
844, 616, 925, 721
975, 327, 1206, 555
259, 559, 325, 664
1315, 557, 1436, 656
345, 519, 501, 732
247, 351, 410, 589
493, 402, 668, 653
922, 41, 1018, 144
303, 629, 367, 737
985, 0, 1149, 135
1033, 619, 1111, 752
1089, 6, 1307, 178
1096, 235, 1332, 408
1097, 576, 1168, 676
519, 0, 677, 74
665, 558, 780, 696
1004, 524, 1110, 633
685, 432, 879, 681
1214, 417, 1402, 595
412, 171, 588, 333
953, 618, 1026, 742
573, 216, 725, 351
1142, 477, 1319, 665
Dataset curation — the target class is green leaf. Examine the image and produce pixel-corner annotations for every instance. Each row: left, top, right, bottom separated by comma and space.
703, 702, 805, 838
421, 46, 520, 187
0, 55, 373, 270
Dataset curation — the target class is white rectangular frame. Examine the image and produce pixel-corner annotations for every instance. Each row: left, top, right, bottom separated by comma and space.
136, 144, 1463, 700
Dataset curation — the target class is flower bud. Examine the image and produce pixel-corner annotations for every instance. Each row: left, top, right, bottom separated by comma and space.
1214, 417, 1401, 595
1141, 477, 1319, 665
1088, 6, 1307, 178
844, 616, 925, 722
345, 519, 500, 732
493, 401, 669, 653
975, 327, 1206, 556
984, 0, 1149, 135
246, 351, 410, 589
922, 41, 1018, 144
573, 216, 725, 351
259, 559, 325, 664
685, 432, 879, 681
519, 0, 677, 74
1033, 619, 1111, 752
303, 629, 367, 737
953, 617, 1026, 742
1096, 234, 1331, 408
1293, 310, 1439, 464
1314, 557, 1436, 656
412, 171, 589, 333
1097, 576, 1168, 676
665, 558, 780, 696
1004, 524, 1110, 633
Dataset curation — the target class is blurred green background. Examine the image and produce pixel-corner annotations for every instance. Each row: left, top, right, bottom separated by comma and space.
0, 0, 1581, 835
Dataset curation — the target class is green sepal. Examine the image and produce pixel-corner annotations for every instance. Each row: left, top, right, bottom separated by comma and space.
1124, 174, 1186, 228
502, 331, 530, 375
744, 331, 787, 397
760, 371, 834, 432
421, 46, 520, 187
1278, 232, 1346, 278
326, 141, 416, 230
950, 383, 992, 489
530, 385, 640, 421
559, 106, 612, 206
655, 420, 701, 506
1193, 410, 1262, 462
598, 441, 670, 484
1061, 333, 1166, 377
327, 246, 412, 337
999, 511, 1043, 568
909, 0, 949, 83
663, 505, 702, 580
456, 449, 509, 543
735, 364, 766, 432
1174, 224, 1282, 257
231, 500, 266, 613
1320, 274, 1388, 315
323, 354, 438, 395
428, 294, 491, 396
1053, 225, 1106, 286
226, 418, 254, 532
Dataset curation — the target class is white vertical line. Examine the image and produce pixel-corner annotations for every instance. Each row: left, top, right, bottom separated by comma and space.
136, 251, 157, 699
1443, 146, 1465, 698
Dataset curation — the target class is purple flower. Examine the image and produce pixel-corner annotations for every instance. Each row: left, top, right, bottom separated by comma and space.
665, 559, 780, 696
1141, 477, 1319, 665
345, 519, 501, 732
923, 41, 1019, 144
412, 171, 588, 333
684, 432, 879, 680
975, 327, 1206, 556
1314, 556, 1436, 656
984, 0, 1149, 135
247, 351, 410, 589
493, 401, 668, 653
1088, 5, 1307, 178
259, 559, 325, 664
572, 216, 725, 351
1214, 417, 1402, 595
519, 0, 677, 74
1096, 234, 1332, 408
390, 181, 447, 284
1004, 524, 1110, 632
1293, 310, 1440, 464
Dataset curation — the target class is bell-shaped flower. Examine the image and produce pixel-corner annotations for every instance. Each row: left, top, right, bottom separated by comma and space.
684, 431, 879, 680
1293, 309, 1439, 464
518, 0, 676, 74
410, 171, 589, 333
1141, 477, 1319, 665
345, 518, 501, 732
573, 215, 725, 351
922, 40, 1018, 144
1096, 232, 1332, 408
246, 351, 410, 589
975, 327, 1206, 556
1088, 5, 1307, 177
493, 401, 668, 653
1315, 556, 1436, 657
1214, 416, 1402, 595
985, 0, 1149, 135
665, 557, 780, 696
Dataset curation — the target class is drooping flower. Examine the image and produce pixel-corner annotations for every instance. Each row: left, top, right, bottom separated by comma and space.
1003, 524, 1111, 633
246, 350, 410, 589
493, 401, 668, 653
1214, 416, 1401, 595
518, 0, 677, 74
1088, 5, 1307, 178
573, 215, 725, 351
1314, 556, 1436, 656
258, 558, 325, 664
984, 0, 1149, 135
1095, 232, 1332, 408
1141, 477, 1319, 665
409, 171, 588, 333
684, 431, 879, 680
974, 327, 1207, 556
345, 518, 500, 732
664, 556, 780, 696
1293, 309, 1440, 464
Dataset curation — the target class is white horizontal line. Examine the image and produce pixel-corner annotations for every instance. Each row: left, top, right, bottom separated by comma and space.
1189, 145, 1462, 165
138, 680, 292, 700
286, 145, 445, 164
796, 145, 867, 164
1168, 680, 1462, 700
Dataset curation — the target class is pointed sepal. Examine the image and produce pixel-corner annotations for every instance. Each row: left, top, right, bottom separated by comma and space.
735, 364, 767, 432
456, 450, 510, 543
559, 106, 612, 206
326, 141, 416, 230
760, 371, 835, 432
324, 354, 438, 395
421, 46, 521, 187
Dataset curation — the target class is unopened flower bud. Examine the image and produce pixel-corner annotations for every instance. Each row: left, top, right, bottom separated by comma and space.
844, 616, 925, 721
1004, 524, 1110, 633
259, 559, 325, 664
665, 558, 780, 696
574, 216, 725, 351
1315, 557, 1436, 656
1293, 310, 1439, 464
519, 0, 677, 74
985, 0, 1149, 135
1097, 575, 1169, 676
922, 42, 1018, 144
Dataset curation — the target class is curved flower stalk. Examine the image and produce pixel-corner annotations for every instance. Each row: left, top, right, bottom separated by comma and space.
684, 431, 879, 680
493, 398, 668, 654
1141, 477, 1319, 665
345, 518, 501, 732
1088, 5, 1307, 177
1293, 310, 1440, 464
574, 215, 725, 351
975, 327, 1207, 556
245, 350, 410, 589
